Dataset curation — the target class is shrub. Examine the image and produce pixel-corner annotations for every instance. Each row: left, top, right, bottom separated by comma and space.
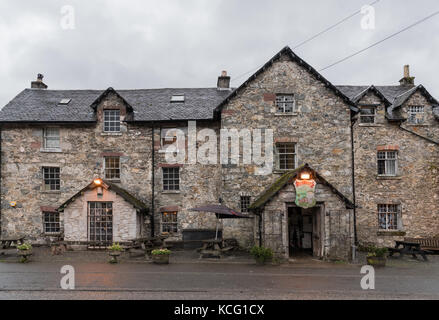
17, 243, 32, 251
250, 246, 273, 263
366, 246, 388, 258
109, 243, 122, 251
151, 248, 171, 255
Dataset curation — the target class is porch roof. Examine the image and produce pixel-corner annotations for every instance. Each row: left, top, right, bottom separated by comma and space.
248, 164, 354, 210
57, 180, 149, 213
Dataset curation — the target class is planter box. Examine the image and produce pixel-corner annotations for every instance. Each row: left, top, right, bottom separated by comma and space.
152, 254, 170, 264
367, 256, 386, 267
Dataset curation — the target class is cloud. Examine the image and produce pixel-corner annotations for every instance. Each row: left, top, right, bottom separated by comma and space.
0, 0, 438, 107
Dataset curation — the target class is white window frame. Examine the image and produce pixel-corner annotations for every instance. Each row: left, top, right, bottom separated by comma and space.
103, 109, 121, 132
162, 167, 180, 191
43, 211, 61, 234
378, 204, 402, 230
359, 106, 376, 124
275, 94, 296, 113
377, 151, 398, 176
42, 167, 60, 191
407, 106, 425, 124
43, 128, 60, 150
161, 211, 178, 234
104, 156, 121, 180
274, 143, 297, 170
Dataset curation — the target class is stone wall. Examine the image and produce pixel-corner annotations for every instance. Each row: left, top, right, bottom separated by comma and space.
354, 91, 439, 247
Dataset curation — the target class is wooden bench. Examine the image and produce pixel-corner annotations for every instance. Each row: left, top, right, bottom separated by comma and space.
0, 237, 25, 249
404, 237, 439, 251
388, 241, 429, 261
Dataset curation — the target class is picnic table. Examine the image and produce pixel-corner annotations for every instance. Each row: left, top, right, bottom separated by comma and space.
0, 236, 25, 249
198, 239, 224, 258
127, 236, 169, 256
388, 240, 429, 261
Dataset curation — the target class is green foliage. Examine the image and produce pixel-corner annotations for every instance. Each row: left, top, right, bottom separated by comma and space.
109, 243, 122, 251
151, 248, 171, 255
17, 243, 32, 251
250, 246, 273, 263
365, 246, 388, 258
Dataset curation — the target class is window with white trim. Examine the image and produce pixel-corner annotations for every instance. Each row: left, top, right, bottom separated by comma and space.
43, 211, 60, 234
163, 167, 180, 191
377, 151, 397, 176
275, 143, 297, 170
408, 106, 425, 124
378, 204, 401, 230
275, 94, 295, 113
43, 167, 60, 191
43, 128, 60, 149
104, 156, 120, 180
161, 211, 178, 233
359, 106, 376, 124
240, 196, 251, 213
103, 109, 120, 132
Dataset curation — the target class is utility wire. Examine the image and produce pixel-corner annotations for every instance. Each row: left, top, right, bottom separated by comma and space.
319, 10, 439, 71
231, 0, 382, 83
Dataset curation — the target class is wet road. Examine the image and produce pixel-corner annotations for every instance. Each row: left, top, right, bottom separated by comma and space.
0, 261, 438, 299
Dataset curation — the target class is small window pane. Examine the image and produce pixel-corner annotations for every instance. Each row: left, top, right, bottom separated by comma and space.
378, 204, 399, 230
240, 196, 251, 213
408, 106, 424, 124
105, 157, 120, 180
163, 167, 180, 191
360, 107, 376, 124
104, 110, 120, 132
275, 143, 296, 170
43, 128, 60, 149
275, 95, 295, 113
161, 211, 178, 233
43, 212, 60, 233
43, 167, 60, 191
377, 151, 397, 176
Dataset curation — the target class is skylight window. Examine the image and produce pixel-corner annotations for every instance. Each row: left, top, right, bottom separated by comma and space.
170, 95, 185, 103
59, 98, 71, 105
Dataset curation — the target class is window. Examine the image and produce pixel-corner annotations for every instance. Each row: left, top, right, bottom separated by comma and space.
43, 212, 60, 234
408, 106, 424, 124
104, 157, 120, 180
240, 196, 251, 213
275, 143, 297, 170
103, 109, 120, 132
170, 95, 185, 103
163, 167, 180, 191
43, 128, 60, 149
377, 151, 397, 176
275, 94, 295, 113
161, 211, 178, 233
161, 128, 178, 147
359, 106, 376, 124
378, 204, 400, 230
43, 167, 60, 191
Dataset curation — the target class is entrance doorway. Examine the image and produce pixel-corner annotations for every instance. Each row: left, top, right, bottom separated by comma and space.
288, 206, 321, 257
88, 202, 113, 245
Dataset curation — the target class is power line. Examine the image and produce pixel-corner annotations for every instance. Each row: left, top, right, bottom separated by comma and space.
231, 0, 382, 83
319, 10, 439, 72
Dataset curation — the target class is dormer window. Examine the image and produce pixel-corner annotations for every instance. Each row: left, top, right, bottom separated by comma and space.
408, 106, 424, 124
170, 95, 185, 103
360, 106, 376, 124
103, 109, 120, 132
43, 128, 60, 149
275, 94, 295, 113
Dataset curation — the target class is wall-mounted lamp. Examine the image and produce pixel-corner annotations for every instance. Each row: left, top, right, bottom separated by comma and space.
10, 201, 17, 207
94, 179, 102, 186
300, 172, 311, 180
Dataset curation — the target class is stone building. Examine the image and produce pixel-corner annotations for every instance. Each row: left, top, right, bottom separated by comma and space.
0, 47, 438, 260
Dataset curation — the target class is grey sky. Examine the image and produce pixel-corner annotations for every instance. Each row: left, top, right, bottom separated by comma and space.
1, 0, 438, 108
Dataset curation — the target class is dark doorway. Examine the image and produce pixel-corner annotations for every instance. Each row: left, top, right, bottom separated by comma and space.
288, 206, 318, 257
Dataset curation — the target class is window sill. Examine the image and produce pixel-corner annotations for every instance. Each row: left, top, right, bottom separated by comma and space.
44, 233, 61, 236
358, 123, 383, 127
273, 169, 296, 174
105, 179, 121, 183
376, 175, 402, 180
274, 112, 298, 116
40, 148, 62, 153
41, 190, 61, 194
162, 190, 181, 194
405, 123, 429, 127
101, 132, 122, 136
377, 230, 406, 236
158, 149, 182, 154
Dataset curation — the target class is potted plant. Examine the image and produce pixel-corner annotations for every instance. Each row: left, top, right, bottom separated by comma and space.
250, 246, 273, 265
108, 243, 123, 264
151, 248, 171, 264
366, 246, 388, 267
17, 243, 32, 263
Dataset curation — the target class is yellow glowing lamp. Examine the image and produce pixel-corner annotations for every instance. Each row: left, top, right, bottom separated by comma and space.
94, 179, 102, 186
300, 172, 311, 180
10, 201, 17, 207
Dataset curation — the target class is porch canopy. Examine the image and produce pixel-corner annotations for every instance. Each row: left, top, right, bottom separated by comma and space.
190, 204, 251, 240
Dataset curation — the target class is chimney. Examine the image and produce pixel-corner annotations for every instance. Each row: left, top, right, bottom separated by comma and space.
31, 73, 48, 89
399, 65, 415, 87
217, 70, 230, 90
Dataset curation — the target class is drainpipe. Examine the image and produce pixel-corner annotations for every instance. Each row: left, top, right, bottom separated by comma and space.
0, 127, 2, 238
151, 125, 155, 237
350, 111, 358, 259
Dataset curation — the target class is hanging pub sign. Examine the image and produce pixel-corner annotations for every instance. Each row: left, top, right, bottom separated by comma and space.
294, 177, 316, 208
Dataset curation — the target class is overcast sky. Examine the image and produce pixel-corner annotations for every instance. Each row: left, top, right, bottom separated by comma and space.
0, 0, 438, 107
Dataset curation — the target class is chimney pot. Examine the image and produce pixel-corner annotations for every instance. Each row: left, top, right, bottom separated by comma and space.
217, 70, 231, 90
399, 65, 415, 87
31, 73, 48, 89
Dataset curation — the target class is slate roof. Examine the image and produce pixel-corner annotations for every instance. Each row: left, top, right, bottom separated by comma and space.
0, 87, 232, 123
